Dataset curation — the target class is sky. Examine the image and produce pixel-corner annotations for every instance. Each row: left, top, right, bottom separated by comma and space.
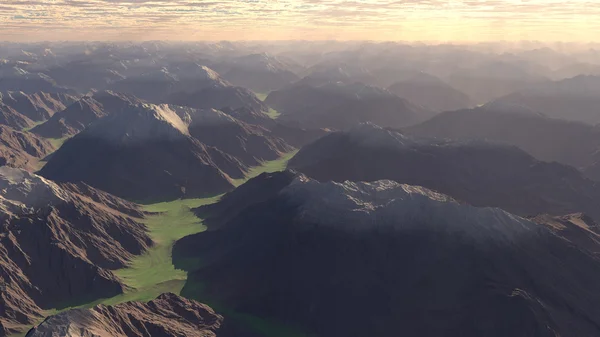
1, 0, 600, 42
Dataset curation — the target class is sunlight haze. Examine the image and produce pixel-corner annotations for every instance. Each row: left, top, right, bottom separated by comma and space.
2, 0, 600, 42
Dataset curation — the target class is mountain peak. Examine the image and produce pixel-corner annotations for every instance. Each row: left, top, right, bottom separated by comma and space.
0, 167, 68, 214
83, 103, 190, 144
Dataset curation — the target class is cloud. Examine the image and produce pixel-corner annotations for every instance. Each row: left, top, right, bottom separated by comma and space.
1, 0, 599, 41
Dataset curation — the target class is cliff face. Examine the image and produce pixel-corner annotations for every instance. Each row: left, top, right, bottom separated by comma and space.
0, 167, 153, 336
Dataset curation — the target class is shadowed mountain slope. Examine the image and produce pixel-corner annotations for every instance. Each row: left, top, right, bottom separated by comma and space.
174, 171, 600, 337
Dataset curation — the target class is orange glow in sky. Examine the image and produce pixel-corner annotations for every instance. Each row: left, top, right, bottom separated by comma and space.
1, 0, 600, 42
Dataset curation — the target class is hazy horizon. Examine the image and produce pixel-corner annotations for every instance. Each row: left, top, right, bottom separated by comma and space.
2, 0, 600, 42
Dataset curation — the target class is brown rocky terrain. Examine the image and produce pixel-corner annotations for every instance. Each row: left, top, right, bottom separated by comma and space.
25, 293, 223, 337
288, 123, 600, 221
174, 171, 600, 337
0, 125, 55, 170
0, 103, 32, 129
0, 167, 153, 335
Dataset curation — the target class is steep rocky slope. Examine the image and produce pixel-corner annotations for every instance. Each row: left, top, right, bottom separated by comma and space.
0, 167, 152, 335
175, 172, 600, 337
406, 105, 600, 181
0, 103, 33, 129
25, 293, 223, 337
39, 103, 245, 202
288, 123, 600, 220
0, 125, 55, 170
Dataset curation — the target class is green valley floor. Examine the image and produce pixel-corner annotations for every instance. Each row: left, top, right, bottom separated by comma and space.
14, 150, 305, 337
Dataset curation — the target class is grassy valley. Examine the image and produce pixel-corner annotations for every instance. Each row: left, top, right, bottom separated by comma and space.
15, 150, 302, 337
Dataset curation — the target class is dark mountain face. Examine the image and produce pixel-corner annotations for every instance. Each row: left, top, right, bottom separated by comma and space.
406, 106, 600, 181
25, 293, 223, 337
288, 124, 600, 221
0, 125, 55, 170
174, 171, 600, 337
31, 91, 141, 138
491, 75, 600, 124
387, 73, 472, 111
39, 104, 243, 202
266, 82, 434, 130
0, 167, 152, 335
180, 108, 293, 167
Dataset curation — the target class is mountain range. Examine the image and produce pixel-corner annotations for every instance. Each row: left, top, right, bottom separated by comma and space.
407, 104, 600, 181
491, 75, 600, 124
289, 123, 600, 220
174, 170, 600, 337
0, 167, 152, 335
266, 81, 434, 130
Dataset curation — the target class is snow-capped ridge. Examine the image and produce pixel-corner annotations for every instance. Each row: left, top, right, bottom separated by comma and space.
282, 176, 538, 243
